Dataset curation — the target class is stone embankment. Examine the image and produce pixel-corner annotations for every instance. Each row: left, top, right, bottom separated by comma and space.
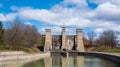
78, 52, 120, 64
0, 51, 50, 61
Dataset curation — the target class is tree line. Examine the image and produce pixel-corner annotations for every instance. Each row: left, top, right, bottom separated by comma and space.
0, 21, 44, 51
87, 30, 118, 49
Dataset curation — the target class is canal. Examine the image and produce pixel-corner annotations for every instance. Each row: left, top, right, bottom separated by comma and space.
1, 56, 119, 67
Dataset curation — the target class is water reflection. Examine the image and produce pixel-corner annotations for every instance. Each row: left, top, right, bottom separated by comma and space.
44, 57, 52, 67
62, 56, 75, 67
0, 60, 20, 67
0, 56, 119, 67
84, 56, 119, 67
22, 56, 119, 67
0, 59, 41, 67
77, 56, 85, 67
61, 56, 84, 67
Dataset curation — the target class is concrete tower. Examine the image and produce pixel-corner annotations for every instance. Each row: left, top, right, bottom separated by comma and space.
44, 29, 52, 52
62, 27, 66, 50
76, 29, 85, 52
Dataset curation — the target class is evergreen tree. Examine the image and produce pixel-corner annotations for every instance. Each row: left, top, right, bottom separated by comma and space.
0, 21, 4, 47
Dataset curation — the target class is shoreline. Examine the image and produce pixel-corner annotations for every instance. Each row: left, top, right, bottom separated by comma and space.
0, 51, 120, 65
78, 52, 120, 64
51, 51, 120, 64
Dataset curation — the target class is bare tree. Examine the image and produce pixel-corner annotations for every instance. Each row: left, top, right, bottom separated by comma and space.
23, 25, 39, 47
4, 22, 24, 50
97, 30, 117, 48
0, 21, 4, 47
87, 31, 94, 47
4, 21, 40, 50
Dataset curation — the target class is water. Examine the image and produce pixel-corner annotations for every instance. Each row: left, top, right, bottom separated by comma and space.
0, 56, 119, 67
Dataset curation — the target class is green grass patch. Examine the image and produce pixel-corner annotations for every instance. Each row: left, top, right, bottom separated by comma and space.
0, 45, 40, 53
20, 47, 40, 53
104, 47, 120, 53
94, 46, 120, 53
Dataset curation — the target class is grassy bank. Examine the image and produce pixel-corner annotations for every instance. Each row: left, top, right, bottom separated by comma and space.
91, 46, 120, 53
0, 46, 40, 53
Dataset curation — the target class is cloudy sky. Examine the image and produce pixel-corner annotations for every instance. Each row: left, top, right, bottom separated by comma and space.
0, 0, 120, 36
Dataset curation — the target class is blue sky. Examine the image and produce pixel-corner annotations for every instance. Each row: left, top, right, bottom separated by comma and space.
0, 0, 120, 39
0, 0, 63, 12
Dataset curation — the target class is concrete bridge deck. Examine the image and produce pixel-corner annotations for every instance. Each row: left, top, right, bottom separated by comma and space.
51, 49, 79, 56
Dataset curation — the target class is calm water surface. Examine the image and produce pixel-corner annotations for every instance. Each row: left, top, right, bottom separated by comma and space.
0, 56, 119, 67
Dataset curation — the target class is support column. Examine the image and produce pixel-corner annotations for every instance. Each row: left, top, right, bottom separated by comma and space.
76, 29, 85, 52
44, 29, 52, 52
62, 27, 66, 50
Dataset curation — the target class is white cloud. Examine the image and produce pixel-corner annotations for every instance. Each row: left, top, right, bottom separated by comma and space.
18, 5, 92, 28
5, 13, 17, 21
110, 0, 120, 6
0, 14, 7, 21
89, 0, 120, 6
10, 6, 19, 11
24, 22, 33, 26
90, 2, 120, 22
89, 1, 120, 32
62, 0, 87, 7
39, 26, 62, 35
88, 0, 108, 4
19, 9, 58, 24
39, 26, 76, 35
2, 0, 120, 34
10, 6, 32, 11
95, 28, 104, 33
0, 13, 17, 22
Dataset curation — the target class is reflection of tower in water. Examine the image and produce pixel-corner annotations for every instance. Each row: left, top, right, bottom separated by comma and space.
43, 56, 85, 67
44, 57, 52, 67
76, 56, 85, 67
61, 56, 85, 67
62, 56, 74, 67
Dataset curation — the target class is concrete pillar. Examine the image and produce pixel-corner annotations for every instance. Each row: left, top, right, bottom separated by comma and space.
44, 29, 52, 52
76, 29, 85, 52
62, 27, 66, 50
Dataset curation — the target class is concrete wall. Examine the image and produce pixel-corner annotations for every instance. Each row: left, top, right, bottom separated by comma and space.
78, 52, 120, 65
0, 51, 50, 61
